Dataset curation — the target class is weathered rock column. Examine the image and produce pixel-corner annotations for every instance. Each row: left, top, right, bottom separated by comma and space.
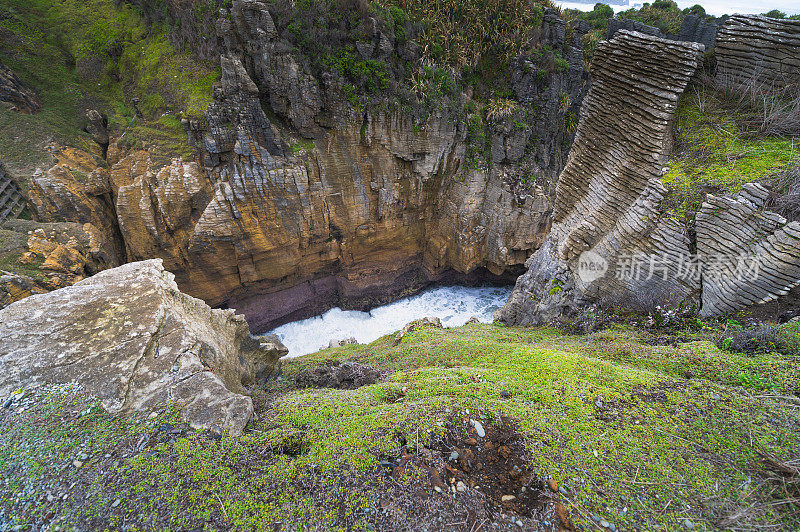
497, 31, 704, 325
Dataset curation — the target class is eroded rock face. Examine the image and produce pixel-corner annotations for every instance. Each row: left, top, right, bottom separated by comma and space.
497, 31, 704, 326
27, 147, 125, 264
0, 62, 40, 114
0, 259, 286, 434
498, 27, 800, 325
0, 218, 118, 308
697, 183, 800, 315
607, 14, 723, 51
17, 1, 589, 332
102, 2, 588, 332
715, 15, 800, 86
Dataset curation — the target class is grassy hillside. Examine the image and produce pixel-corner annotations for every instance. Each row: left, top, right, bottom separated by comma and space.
0, 0, 217, 175
1, 322, 798, 530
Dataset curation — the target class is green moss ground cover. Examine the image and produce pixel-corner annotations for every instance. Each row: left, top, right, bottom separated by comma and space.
1, 323, 798, 530
662, 87, 799, 224
0, 0, 217, 175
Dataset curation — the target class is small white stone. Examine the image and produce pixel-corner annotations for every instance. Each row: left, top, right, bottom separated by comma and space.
470, 419, 486, 438
502, 495, 516, 502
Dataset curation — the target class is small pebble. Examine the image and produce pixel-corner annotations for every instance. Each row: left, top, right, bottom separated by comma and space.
470, 419, 485, 438
73, 460, 83, 468
683, 519, 694, 529
449, 451, 459, 461
516, 520, 523, 527
501, 495, 516, 502
456, 481, 467, 493
111, 498, 121, 508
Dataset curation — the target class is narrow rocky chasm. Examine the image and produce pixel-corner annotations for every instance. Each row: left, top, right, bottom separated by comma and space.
1, 2, 799, 327
3, 1, 591, 331
1, 3, 800, 531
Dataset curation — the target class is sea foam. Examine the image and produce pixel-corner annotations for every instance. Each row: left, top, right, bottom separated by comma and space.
267, 285, 512, 357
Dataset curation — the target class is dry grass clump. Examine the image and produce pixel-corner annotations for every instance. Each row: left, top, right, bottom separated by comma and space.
708, 73, 800, 138
759, 450, 800, 523
387, 0, 552, 67
768, 163, 800, 222
485, 97, 520, 122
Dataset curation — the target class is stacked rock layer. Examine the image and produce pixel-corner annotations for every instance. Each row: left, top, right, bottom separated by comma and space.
715, 15, 800, 86
697, 183, 800, 315
497, 31, 704, 325
499, 26, 800, 325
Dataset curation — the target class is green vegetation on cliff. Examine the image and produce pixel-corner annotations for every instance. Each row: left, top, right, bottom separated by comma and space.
2, 322, 798, 530
662, 77, 800, 224
271, 0, 563, 109
0, 0, 218, 173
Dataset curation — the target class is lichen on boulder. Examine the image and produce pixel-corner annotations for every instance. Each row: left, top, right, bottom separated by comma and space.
0, 259, 286, 434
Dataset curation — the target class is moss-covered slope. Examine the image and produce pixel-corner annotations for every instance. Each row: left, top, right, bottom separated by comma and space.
1, 323, 798, 530
0, 0, 217, 175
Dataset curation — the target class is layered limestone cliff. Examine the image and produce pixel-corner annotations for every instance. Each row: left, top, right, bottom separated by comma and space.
497, 31, 704, 325
22, 1, 589, 332
15, 2, 798, 330
697, 184, 800, 315
715, 15, 800, 86
498, 27, 800, 326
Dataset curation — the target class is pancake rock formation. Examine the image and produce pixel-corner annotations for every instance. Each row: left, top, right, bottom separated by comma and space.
497, 31, 704, 326
697, 183, 800, 315
715, 15, 800, 86
498, 24, 800, 325
0, 259, 286, 435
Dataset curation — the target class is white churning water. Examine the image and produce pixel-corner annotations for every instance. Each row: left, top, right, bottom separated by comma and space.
267, 285, 512, 357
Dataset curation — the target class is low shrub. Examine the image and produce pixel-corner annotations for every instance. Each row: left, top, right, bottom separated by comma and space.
553, 305, 613, 335
768, 163, 800, 222
717, 323, 799, 357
